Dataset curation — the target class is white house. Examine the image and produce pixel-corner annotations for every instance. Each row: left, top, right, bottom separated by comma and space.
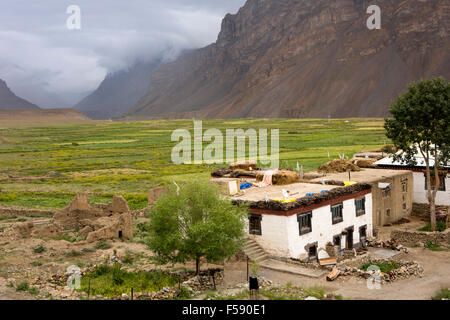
232, 183, 373, 261
375, 150, 449, 206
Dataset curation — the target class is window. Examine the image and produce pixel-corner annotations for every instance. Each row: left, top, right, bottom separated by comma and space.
297, 212, 312, 235
249, 214, 262, 235
331, 203, 343, 224
355, 197, 366, 216
308, 245, 317, 259
359, 225, 367, 238
333, 235, 341, 248
425, 174, 446, 191
386, 209, 391, 217
402, 179, 408, 192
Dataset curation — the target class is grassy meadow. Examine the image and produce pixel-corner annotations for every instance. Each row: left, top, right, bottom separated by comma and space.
0, 119, 388, 210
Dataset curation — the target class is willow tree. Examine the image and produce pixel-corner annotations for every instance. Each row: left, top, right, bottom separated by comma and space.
385, 78, 449, 231
147, 181, 247, 275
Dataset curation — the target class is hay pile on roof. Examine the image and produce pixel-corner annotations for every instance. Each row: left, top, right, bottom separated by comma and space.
350, 158, 377, 168
256, 169, 301, 185
229, 160, 258, 171
233, 183, 371, 211
317, 159, 361, 173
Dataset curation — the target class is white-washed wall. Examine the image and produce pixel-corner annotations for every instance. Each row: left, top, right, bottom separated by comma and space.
252, 214, 291, 257
413, 172, 450, 205
250, 194, 373, 259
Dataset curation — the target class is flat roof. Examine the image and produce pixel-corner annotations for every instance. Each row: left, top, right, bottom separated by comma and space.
232, 182, 336, 202
374, 145, 449, 169
309, 168, 411, 184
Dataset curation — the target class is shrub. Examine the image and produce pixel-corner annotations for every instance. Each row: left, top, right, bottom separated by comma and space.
80, 265, 177, 298
112, 263, 125, 285
362, 261, 399, 273
424, 241, 447, 251
418, 222, 446, 232
122, 252, 134, 265
28, 287, 39, 295
65, 249, 83, 257
95, 240, 112, 250
432, 288, 450, 300
16, 281, 30, 292
30, 261, 42, 267
32, 244, 46, 254
177, 286, 192, 299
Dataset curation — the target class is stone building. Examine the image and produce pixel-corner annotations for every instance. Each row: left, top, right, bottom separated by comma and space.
232, 183, 373, 261
375, 153, 449, 206
34, 193, 133, 242
310, 168, 413, 227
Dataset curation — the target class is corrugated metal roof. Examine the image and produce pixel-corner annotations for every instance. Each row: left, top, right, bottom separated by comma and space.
374, 145, 449, 169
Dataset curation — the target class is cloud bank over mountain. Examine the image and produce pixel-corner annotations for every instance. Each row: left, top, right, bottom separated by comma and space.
0, 0, 245, 107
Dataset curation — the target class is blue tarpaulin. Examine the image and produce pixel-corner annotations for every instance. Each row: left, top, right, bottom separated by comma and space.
240, 183, 253, 190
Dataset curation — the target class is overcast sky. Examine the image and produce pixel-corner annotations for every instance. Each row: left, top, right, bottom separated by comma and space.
0, 0, 246, 107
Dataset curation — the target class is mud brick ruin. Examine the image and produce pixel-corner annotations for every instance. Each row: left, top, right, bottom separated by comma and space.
12, 193, 133, 242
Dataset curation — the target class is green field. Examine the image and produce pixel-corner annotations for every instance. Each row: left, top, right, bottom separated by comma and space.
0, 119, 388, 210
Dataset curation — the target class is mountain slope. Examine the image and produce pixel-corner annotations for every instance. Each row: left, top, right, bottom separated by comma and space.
74, 60, 161, 119
0, 79, 40, 110
126, 0, 449, 119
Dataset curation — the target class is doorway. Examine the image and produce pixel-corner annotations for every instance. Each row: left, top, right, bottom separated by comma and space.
359, 225, 367, 247
346, 226, 354, 249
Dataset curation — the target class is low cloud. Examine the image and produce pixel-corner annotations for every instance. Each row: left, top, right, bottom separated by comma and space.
0, 0, 245, 106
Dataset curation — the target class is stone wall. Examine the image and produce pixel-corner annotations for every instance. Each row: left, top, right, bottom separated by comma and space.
0, 206, 54, 217
391, 229, 450, 247
411, 203, 449, 220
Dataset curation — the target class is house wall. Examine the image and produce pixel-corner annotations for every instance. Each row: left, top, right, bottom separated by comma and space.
413, 172, 450, 206
249, 194, 373, 260
248, 214, 291, 257
371, 172, 413, 227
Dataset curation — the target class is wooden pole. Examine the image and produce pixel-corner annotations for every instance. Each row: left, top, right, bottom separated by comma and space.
131, 287, 134, 300
246, 257, 249, 282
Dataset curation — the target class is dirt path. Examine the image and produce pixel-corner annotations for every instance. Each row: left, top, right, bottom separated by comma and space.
221, 247, 450, 300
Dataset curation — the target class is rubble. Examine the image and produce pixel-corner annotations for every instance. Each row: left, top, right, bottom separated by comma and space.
366, 237, 410, 253
326, 268, 340, 281
338, 259, 423, 283
390, 229, 450, 248
31, 193, 133, 243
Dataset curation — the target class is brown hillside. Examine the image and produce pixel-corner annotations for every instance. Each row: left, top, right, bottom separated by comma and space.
126, 0, 449, 119
0, 79, 40, 110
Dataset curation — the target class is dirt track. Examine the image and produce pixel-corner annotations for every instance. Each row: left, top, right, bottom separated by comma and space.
221, 247, 450, 300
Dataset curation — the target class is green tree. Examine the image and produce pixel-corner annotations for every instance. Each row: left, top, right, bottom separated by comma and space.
385, 78, 449, 231
147, 181, 247, 274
